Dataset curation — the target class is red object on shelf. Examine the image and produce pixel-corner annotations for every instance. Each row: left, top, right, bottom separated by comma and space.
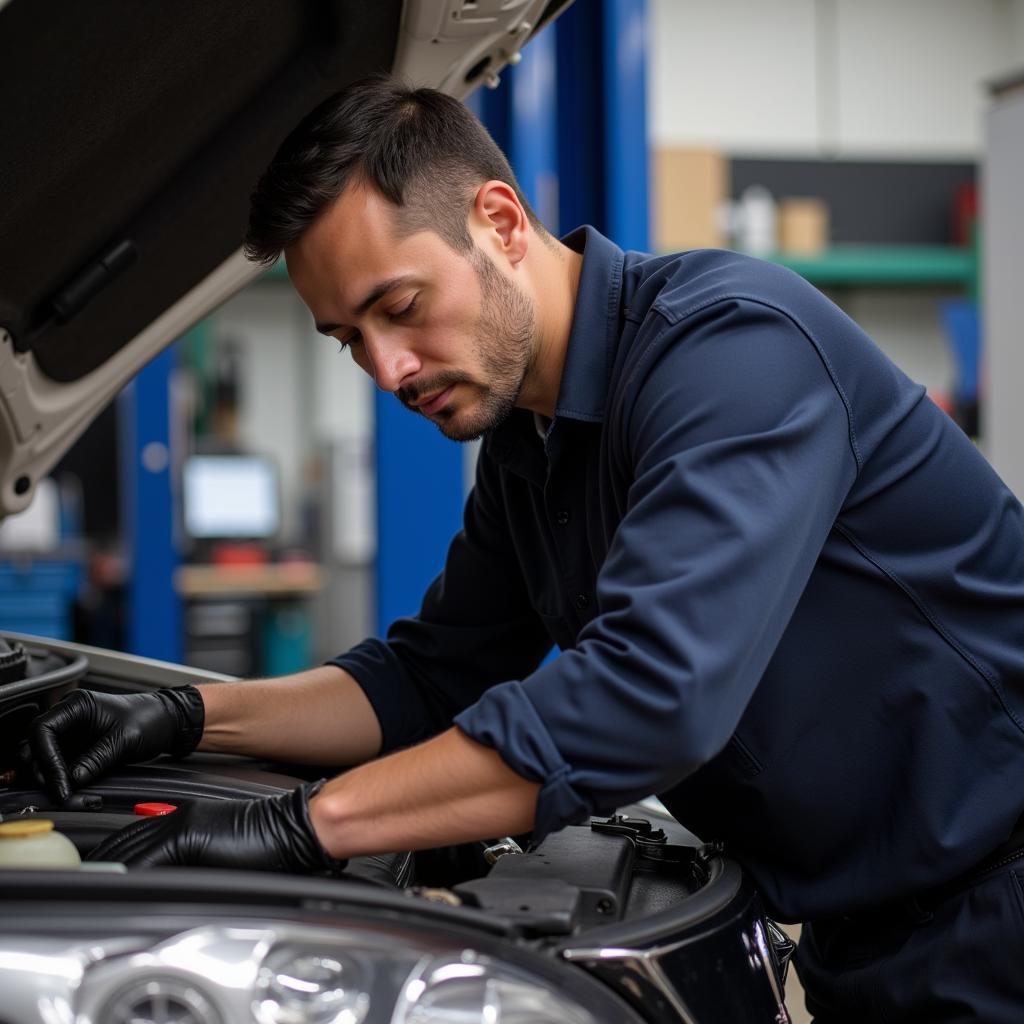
951, 182, 978, 247
210, 542, 269, 566
134, 802, 178, 816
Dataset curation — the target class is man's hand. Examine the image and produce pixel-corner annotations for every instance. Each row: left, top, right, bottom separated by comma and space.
87, 782, 344, 873
19, 687, 205, 803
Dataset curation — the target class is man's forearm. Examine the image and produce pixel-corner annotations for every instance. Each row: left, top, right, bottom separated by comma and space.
195, 665, 382, 766
308, 726, 540, 858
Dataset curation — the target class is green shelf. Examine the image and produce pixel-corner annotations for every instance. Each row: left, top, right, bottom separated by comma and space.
766, 245, 975, 288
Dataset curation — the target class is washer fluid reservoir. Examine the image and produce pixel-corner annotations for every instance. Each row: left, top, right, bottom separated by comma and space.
0, 818, 81, 868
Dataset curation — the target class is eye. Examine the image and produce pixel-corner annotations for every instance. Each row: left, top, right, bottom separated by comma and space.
389, 295, 419, 321
336, 329, 361, 353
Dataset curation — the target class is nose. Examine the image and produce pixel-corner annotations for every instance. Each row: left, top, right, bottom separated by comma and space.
361, 331, 421, 393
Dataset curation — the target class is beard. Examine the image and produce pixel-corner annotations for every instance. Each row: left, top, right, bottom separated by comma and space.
396, 246, 536, 442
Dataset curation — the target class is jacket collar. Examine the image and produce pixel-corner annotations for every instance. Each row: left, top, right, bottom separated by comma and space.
487, 226, 624, 480
552, 225, 624, 423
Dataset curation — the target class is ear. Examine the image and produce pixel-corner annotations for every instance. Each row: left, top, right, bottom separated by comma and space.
470, 180, 529, 268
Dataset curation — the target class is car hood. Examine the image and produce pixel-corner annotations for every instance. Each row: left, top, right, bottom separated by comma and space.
0, 0, 569, 517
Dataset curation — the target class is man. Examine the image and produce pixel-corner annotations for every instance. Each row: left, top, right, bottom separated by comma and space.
23, 76, 1024, 1019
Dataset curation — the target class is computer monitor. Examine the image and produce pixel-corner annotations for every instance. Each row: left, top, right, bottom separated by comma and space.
182, 454, 280, 540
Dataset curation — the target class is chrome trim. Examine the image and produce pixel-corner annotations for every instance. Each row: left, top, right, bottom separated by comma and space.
751, 918, 791, 1019
766, 919, 796, 982
482, 835, 524, 864
0, 630, 236, 686
562, 893, 792, 1024
561, 945, 700, 1024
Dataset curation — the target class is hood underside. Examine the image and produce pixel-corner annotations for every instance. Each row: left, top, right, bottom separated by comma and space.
1, 1, 404, 384
0, 0, 571, 516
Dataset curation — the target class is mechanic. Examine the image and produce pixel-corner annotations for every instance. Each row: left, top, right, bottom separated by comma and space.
22, 75, 1024, 1020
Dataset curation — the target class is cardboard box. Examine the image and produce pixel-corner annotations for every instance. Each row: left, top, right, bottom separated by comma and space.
654, 147, 729, 252
778, 197, 829, 255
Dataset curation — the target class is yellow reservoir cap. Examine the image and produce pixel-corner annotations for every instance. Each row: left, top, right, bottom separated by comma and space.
0, 819, 56, 838
0, 818, 81, 868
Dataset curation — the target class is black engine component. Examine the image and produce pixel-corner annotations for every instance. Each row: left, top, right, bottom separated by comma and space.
455, 825, 638, 936
0, 638, 29, 685
0, 640, 87, 774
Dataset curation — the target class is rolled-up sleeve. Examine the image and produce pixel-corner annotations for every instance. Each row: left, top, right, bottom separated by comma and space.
455, 299, 859, 840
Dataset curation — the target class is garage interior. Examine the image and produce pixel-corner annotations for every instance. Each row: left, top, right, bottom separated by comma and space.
2, 3, 1024, 1020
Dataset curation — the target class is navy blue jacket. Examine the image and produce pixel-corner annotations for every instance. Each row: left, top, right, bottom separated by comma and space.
332, 227, 1024, 921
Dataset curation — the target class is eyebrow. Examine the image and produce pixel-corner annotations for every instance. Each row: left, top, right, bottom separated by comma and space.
314, 275, 417, 335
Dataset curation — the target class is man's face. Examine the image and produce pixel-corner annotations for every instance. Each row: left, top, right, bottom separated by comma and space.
286, 183, 536, 442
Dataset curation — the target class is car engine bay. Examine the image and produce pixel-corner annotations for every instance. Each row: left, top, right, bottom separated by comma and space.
0, 634, 795, 1023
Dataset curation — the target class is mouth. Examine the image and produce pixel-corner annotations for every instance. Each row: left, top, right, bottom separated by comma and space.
415, 385, 455, 416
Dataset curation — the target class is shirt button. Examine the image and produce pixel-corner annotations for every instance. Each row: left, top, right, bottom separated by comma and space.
574, 593, 589, 610
555, 509, 570, 525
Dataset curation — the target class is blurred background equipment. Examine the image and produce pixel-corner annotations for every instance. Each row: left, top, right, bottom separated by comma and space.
182, 454, 280, 545
0, 477, 83, 640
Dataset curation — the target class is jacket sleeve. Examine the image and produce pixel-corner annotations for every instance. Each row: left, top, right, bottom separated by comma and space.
328, 439, 554, 754
453, 298, 860, 840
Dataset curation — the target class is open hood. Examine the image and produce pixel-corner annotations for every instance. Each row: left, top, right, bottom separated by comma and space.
0, 0, 571, 517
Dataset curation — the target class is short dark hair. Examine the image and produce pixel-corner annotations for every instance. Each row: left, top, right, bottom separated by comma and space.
244, 74, 545, 265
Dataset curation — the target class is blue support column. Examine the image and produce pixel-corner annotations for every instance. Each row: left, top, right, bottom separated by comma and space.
509, 27, 560, 229
469, 31, 559, 226
555, 4, 605, 231
554, 0, 650, 249
465, 78, 509, 154
476, 3, 650, 244
602, 0, 650, 252
118, 344, 182, 661
374, 396, 464, 634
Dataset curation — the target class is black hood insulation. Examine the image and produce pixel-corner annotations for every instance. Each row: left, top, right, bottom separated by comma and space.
0, 0, 402, 382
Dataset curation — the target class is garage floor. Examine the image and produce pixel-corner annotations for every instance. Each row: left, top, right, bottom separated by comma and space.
784, 925, 812, 1023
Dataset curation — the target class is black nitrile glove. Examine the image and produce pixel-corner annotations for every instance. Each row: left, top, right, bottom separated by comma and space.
88, 781, 345, 874
18, 686, 205, 803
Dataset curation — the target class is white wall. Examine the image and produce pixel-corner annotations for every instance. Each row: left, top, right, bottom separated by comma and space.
210, 285, 308, 542
650, 0, 819, 154
650, 0, 1024, 157
307, 311, 374, 441
649, 0, 1024, 407
206, 282, 375, 546
1001, 0, 1024, 75
983, 79, 1024, 498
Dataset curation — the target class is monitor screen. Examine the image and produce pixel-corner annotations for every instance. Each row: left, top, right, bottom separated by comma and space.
182, 455, 280, 540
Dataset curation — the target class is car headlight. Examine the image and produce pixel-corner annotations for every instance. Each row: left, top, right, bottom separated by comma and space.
16, 920, 632, 1024
393, 950, 599, 1024
254, 947, 371, 1024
